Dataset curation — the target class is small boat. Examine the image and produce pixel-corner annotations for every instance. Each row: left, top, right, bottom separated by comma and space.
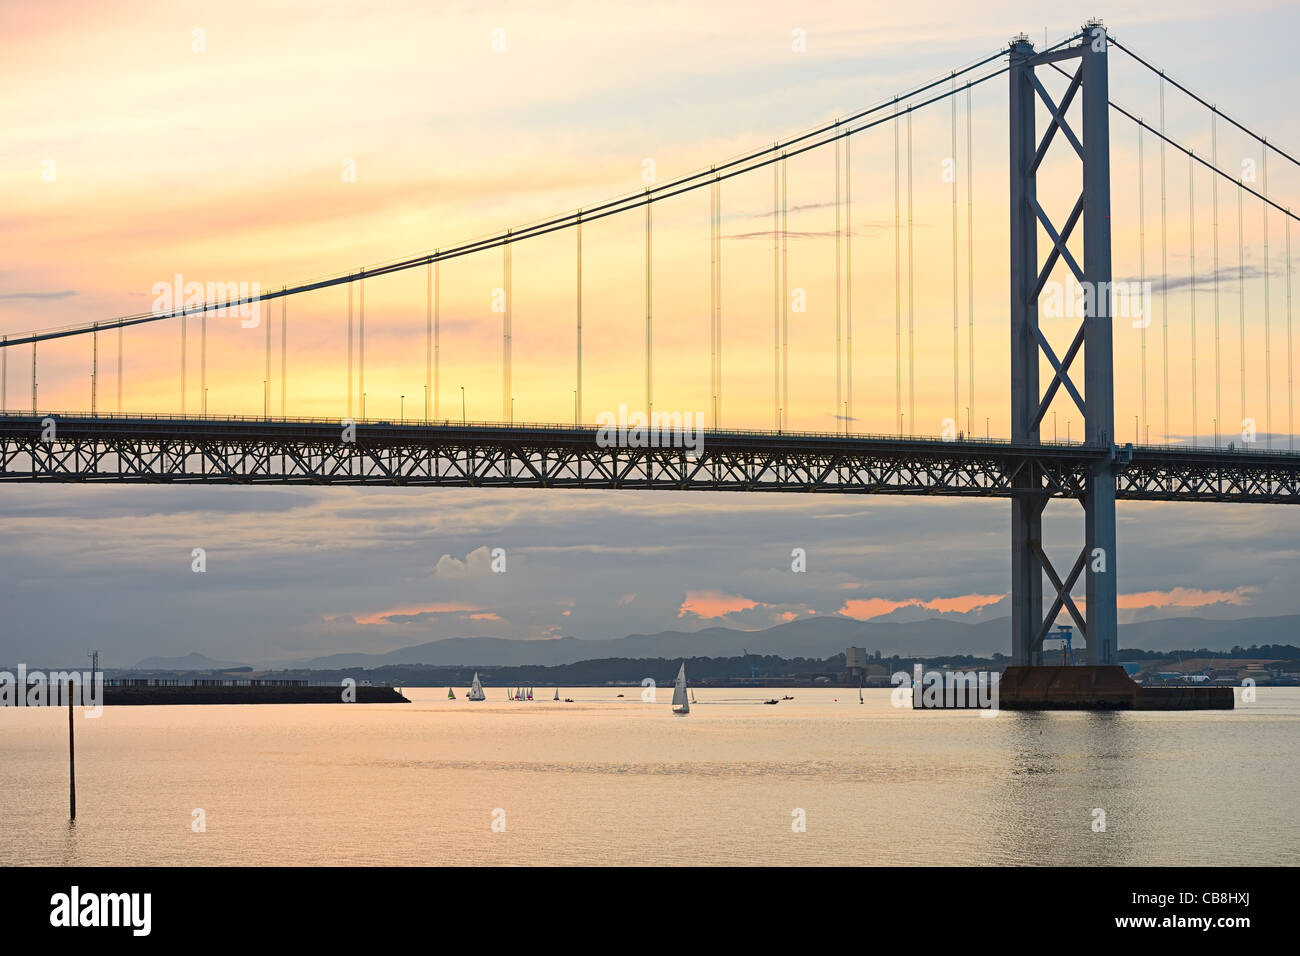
616, 694, 624, 698
763, 698, 779, 705
554, 688, 560, 701
781, 695, 794, 701
447, 687, 456, 700
672, 663, 690, 715
467, 673, 486, 701
564, 697, 574, 703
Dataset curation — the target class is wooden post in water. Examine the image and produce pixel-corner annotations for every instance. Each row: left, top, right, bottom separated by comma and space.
68, 680, 76, 822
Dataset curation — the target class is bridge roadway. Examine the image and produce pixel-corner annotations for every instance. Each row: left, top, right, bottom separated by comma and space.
2, 413, 1299, 503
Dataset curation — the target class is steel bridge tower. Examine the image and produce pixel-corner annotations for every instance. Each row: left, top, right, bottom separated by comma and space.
1008, 23, 1118, 667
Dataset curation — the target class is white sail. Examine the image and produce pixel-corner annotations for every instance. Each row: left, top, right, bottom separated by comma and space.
468, 672, 486, 701
672, 663, 689, 713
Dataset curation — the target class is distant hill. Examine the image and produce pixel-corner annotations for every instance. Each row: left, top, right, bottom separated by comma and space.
1120, 614, 1300, 653
290, 616, 1010, 668
133, 651, 249, 671
281, 613, 1300, 670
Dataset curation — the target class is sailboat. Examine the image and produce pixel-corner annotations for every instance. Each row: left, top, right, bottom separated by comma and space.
467, 673, 486, 701
690, 687, 697, 704
447, 687, 456, 700
858, 682, 864, 704
672, 663, 690, 715
553, 688, 560, 701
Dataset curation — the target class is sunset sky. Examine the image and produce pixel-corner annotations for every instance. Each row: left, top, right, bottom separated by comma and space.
3, 0, 1300, 666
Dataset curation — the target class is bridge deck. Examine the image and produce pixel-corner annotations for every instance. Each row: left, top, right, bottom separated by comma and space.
2, 414, 1298, 503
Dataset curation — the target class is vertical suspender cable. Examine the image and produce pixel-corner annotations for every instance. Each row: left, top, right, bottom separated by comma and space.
645, 202, 652, 418
1288, 214, 1294, 451
576, 217, 582, 425
711, 178, 717, 424
781, 155, 789, 429
1239, 185, 1246, 428
715, 177, 722, 425
846, 130, 853, 431
505, 235, 513, 422
281, 291, 287, 416
347, 281, 353, 418
2, 335, 6, 412
181, 307, 186, 415
265, 285, 272, 418
764, 158, 774, 429
894, 107, 902, 435
1263, 147, 1272, 448
32, 342, 37, 413
1160, 77, 1169, 443
435, 257, 441, 420
426, 262, 432, 421
1212, 116, 1221, 444
92, 325, 98, 415
966, 81, 974, 436
951, 78, 959, 432
201, 297, 206, 415
117, 324, 122, 413
360, 270, 365, 418
835, 129, 842, 433
1189, 153, 1197, 443
907, 109, 915, 434
1139, 124, 1147, 441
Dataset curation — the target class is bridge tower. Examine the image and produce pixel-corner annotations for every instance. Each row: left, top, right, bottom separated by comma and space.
1008, 23, 1118, 667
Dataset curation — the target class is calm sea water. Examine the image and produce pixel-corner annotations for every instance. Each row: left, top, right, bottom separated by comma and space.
2, 686, 1296, 866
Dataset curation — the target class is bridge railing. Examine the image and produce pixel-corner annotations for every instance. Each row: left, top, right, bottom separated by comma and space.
2, 409, 1298, 457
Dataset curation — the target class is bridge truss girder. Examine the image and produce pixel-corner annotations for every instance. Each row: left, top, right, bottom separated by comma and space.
2, 418, 1298, 504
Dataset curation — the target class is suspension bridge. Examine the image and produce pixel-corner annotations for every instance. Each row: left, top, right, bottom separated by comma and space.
3, 23, 1300, 671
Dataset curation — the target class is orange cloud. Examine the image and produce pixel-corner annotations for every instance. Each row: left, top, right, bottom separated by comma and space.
678, 590, 760, 619
354, 602, 481, 625
923, 593, 1006, 613
1117, 586, 1257, 609
838, 592, 1007, 620
838, 598, 911, 620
